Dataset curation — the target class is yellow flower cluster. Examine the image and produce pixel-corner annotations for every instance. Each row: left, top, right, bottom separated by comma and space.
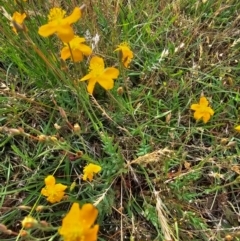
41, 164, 101, 203
11, 5, 134, 95
37, 8, 133, 94
21, 201, 99, 241
39, 164, 101, 240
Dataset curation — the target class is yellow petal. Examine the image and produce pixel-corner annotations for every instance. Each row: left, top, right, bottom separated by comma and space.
84, 225, 99, 240
91, 164, 101, 173
78, 44, 92, 55
63, 7, 81, 25
40, 187, 48, 196
60, 47, 71, 60
44, 175, 55, 185
87, 79, 97, 94
234, 125, 240, 132
202, 113, 210, 123
80, 73, 93, 81
103, 67, 119, 79
97, 77, 114, 90
199, 96, 209, 106
193, 111, 203, 121
122, 48, 133, 58
122, 58, 131, 68
67, 203, 81, 220
57, 24, 74, 42
55, 183, 67, 192
80, 204, 98, 228
59, 203, 81, 232
38, 22, 57, 37
190, 104, 200, 111
89, 56, 104, 71
75, 37, 86, 43
115, 43, 131, 52
122, 49, 133, 68
206, 106, 214, 116
71, 49, 83, 62
82, 173, 89, 181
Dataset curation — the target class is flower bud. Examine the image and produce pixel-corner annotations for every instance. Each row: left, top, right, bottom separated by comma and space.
18, 205, 31, 210
0, 224, 8, 233
38, 134, 47, 142
36, 205, 45, 212
54, 123, 61, 130
40, 220, 49, 227
8, 128, 22, 135
21, 216, 38, 229
50, 136, 58, 142
19, 230, 28, 237
73, 123, 81, 133
117, 87, 124, 95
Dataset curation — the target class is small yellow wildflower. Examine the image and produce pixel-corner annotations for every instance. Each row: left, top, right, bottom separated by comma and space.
59, 202, 99, 241
190, 96, 214, 123
115, 42, 133, 68
234, 125, 240, 132
11, 11, 27, 33
38, 7, 81, 43
41, 175, 67, 203
61, 36, 92, 62
82, 163, 101, 181
21, 216, 38, 229
80, 56, 119, 94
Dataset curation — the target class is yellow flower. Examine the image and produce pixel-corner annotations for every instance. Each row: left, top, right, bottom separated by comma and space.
235, 125, 240, 132
21, 216, 38, 229
61, 36, 92, 62
11, 11, 27, 33
83, 163, 101, 181
59, 202, 99, 241
115, 42, 133, 68
190, 96, 214, 123
41, 175, 67, 203
38, 7, 81, 43
80, 56, 119, 94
